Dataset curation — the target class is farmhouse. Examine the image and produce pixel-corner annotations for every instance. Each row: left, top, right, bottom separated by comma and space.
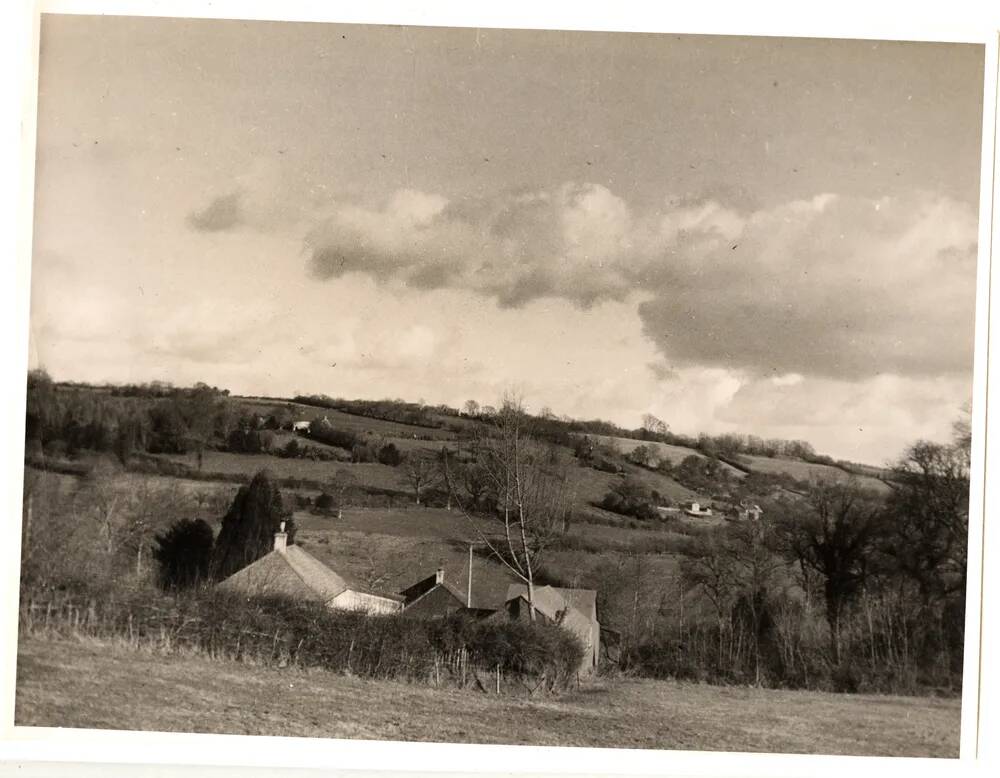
218, 526, 403, 614
503, 584, 600, 674
291, 420, 311, 432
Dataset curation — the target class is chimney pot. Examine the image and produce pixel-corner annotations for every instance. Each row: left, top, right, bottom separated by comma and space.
435, 567, 444, 585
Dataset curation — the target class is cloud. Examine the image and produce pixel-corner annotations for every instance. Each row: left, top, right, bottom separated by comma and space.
637, 192, 978, 380
187, 191, 244, 232
303, 184, 978, 381
305, 182, 645, 307
715, 372, 971, 464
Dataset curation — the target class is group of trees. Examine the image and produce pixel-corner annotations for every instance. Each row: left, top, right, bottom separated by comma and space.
152, 469, 295, 588
25, 370, 246, 466
599, 477, 662, 521
668, 427, 971, 692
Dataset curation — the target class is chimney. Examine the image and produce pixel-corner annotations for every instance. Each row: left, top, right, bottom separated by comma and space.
274, 520, 288, 553
435, 567, 444, 585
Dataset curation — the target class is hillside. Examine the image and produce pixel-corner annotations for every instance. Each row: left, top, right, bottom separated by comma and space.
26, 379, 902, 542
583, 434, 747, 478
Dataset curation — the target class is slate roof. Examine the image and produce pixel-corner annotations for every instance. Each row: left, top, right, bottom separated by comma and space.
400, 571, 476, 610
218, 545, 349, 602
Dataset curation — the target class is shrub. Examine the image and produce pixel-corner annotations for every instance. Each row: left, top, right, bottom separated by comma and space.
599, 477, 659, 521
377, 442, 403, 466
153, 518, 215, 590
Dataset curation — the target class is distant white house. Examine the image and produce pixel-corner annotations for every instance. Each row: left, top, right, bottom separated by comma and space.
291, 420, 311, 432
682, 501, 713, 517
218, 524, 403, 614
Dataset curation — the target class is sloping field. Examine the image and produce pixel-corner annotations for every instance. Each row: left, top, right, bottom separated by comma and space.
16, 638, 960, 756
156, 451, 410, 492
563, 460, 698, 507
235, 397, 457, 441
584, 435, 746, 479
740, 455, 890, 493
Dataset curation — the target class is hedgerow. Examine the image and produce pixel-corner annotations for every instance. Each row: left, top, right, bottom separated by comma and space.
19, 588, 585, 694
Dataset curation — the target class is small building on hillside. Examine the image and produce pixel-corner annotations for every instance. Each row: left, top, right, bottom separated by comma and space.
291, 420, 311, 432
503, 584, 600, 675
682, 501, 713, 517
218, 526, 403, 614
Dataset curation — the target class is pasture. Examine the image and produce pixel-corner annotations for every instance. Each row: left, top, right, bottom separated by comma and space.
15, 637, 961, 757
739, 455, 890, 493
584, 434, 746, 479
156, 450, 411, 492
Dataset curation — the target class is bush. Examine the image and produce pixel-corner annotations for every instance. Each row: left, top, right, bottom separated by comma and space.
599, 477, 659, 521
227, 428, 272, 454
377, 442, 403, 466
308, 419, 362, 452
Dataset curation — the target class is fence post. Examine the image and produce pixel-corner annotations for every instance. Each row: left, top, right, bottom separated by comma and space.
496, 664, 500, 694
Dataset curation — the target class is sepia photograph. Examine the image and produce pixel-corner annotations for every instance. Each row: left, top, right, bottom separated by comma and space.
5, 3, 993, 767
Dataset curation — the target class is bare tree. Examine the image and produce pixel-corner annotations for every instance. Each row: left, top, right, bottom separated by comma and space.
774, 480, 885, 666
642, 413, 668, 436
883, 436, 970, 604
405, 453, 440, 505
443, 395, 573, 620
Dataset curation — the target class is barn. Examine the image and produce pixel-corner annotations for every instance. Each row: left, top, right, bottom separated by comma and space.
218, 527, 403, 614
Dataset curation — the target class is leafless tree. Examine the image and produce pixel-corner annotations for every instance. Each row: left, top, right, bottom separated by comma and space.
774, 480, 885, 666
443, 394, 573, 620
642, 413, 668, 436
405, 453, 440, 505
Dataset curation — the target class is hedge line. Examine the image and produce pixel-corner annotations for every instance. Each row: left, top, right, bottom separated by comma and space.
20, 589, 585, 693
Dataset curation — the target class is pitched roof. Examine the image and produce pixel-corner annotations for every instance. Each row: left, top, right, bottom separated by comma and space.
400, 571, 473, 609
505, 584, 598, 623
218, 545, 349, 603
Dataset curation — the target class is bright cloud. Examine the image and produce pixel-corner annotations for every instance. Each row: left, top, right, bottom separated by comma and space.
298, 183, 978, 382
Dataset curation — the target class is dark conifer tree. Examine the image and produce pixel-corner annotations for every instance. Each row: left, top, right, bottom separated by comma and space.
211, 469, 293, 580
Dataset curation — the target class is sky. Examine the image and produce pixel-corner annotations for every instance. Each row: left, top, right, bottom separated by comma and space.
27, 15, 985, 465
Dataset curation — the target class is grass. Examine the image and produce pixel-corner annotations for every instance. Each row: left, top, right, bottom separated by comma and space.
740, 455, 890, 493
15, 637, 960, 756
585, 434, 745, 478
156, 450, 410, 492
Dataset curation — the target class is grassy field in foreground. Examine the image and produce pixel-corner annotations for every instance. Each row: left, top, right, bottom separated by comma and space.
16, 638, 960, 757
